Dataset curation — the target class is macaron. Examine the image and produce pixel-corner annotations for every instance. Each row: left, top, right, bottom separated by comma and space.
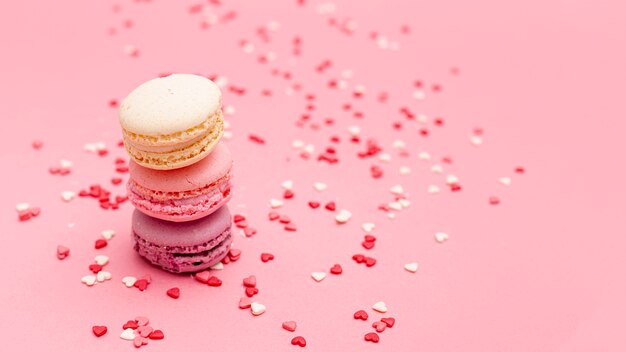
119, 73, 224, 170
132, 205, 233, 273
127, 142, 233, 222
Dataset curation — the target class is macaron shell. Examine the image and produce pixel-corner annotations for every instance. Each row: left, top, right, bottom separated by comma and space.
129, 142, 233, 193
131, 205, 232, 247
119, 74, 221, 136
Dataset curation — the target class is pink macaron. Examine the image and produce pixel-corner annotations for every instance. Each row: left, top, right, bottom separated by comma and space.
127, 142, 233, 222
132, 205, 233, 273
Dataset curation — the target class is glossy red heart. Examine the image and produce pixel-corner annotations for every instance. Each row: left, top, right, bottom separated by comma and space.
94, 239, 107, 249
166, 287, 180, 299
330, 264, 342, 275
308, 201, 320, 209
279, 215, 291, 224
324, 202, 336, 211
364, 257, 377, 267
362, 241, 375, 250
56, 245, 70, 260
353, 310, 368, 320
372, 321, 387, 332
282, 321, 297, 332
148, 330, 164, 340
207, 276, 222, 287
381, 317, 395, 328
195, 271, 211, 284
92, 325, 107, 337
122, 320, 139, 330
261, 253, 274, 262
243, 276, 256, 287
233, 214, 246, 223
283, 190, 294, 199
133, 279, 148, 291
291, 336, 306, 347
245, 287, 259, 297
364, 235, 376, 242
284, 224, 297, 231
268, 211, 280, 221
352, 254, 365, 263
89, 264, 103, 273
238, 297, 252, 309
364, 332, 379, 343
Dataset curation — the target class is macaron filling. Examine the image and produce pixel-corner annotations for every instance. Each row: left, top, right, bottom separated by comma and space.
127, 173, 232, 219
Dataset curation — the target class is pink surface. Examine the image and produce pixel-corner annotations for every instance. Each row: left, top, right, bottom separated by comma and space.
1, 0, 625, 351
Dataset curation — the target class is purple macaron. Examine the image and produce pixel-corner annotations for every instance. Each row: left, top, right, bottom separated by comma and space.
131, 205, 233, 273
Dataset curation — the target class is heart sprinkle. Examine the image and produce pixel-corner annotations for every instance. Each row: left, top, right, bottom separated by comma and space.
291, 336, 306, 347
372, 301, 388, 313
166, 287, 180, 299
282, 321, 297, 332
92, 325, 107, 337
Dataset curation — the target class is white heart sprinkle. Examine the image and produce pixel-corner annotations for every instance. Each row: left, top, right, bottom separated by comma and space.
499, 177, 511, 186
446, 175, 459, 184
418, 152, 431, 161
224, 105, 236, 115
60, 159, 73, 168
250, 302, 266, 316
378, 153, 391, 162
281, 180, 294, 190
303, 144, 315, 154
417, 113, 428, 123
435, 232, 449, 243
340, 69, 353, 79
390, 185, 404, 195
431, 164, 443, 173
347, 125, 361, 136
335, 209, 352, 224
210, 262, 224, 270
269, 198, 284, 208
372, 301, 388, 313
223, 131, 233, 140
361, 223, 375, 233
81, 275, 97, 286
388, 202, 403, 211
83, 143, 97, 153
15, 202, 30, 211
61, 191, 75, 202
404, 262, 419, 273
120, 328, 135, 340
337, 80, 348, 90
398, 199, 410, 208
313, 182, 327, 191
96, 271, 112, 282
428, 185, 440, 194
101, 230, 115, 240
94, 255, 109, 266
399, 166, 411, 175
292, 140, 305, 148
122, 276, 137, 288
392, 140, 406, 149
470, 135, 483, 146
387, 212, 396, 219
412, 90, 425, 100
311, 272, 326, 282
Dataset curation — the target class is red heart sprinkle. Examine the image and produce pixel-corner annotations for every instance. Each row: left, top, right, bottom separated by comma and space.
515, 166, 525, 174
330, 264, 342, 275
123, 320, 139, 330
284, 224, 297, 231
245, 287, 259, 297
166, 287, 180, 299
56, 245, 70, 260
195, 271, 211, 284
352, 254, 365, 263
229, 248, 241, 260
268, 212, 280, 221
291, 336, 306, 347
364, 235, 376, 242
233, 214, 246, 223
362, 241, 375, 250
283, 190, 294, 199
243, 276, 256, 287
89, 264, 103, 273
95, 239, 107, 249
279, 215, 291, 224
111, 178, 122, 185
261, 253, 274, 262
238, 297, 252, 309
364, 332, 380, 343
92, 325, 107, 337
207, 276, 222, 287
325, 202, 336, 211
353, 310, 368, 320
32, 140, 43, 149
364, 257, 377, 267
489, 196, 500, 205
134, 279, 148, 291
381, 317, 395, 328
308, 201, 320, 209
148, 330, 164, 340
282, 321, 297, 332
372, 321, 387, 332
244, 227, 257, 237
370, 165, 383, 179
235, 220, 249, 229
30, 207, 41, 217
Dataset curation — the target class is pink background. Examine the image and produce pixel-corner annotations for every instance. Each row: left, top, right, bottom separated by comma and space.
1, 0, 625, 351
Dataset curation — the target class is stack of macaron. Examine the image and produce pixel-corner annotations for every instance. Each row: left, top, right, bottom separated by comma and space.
118, 74, 234, 273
